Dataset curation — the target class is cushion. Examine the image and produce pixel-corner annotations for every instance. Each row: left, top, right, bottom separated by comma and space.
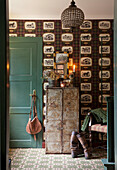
91, 124, 107, 133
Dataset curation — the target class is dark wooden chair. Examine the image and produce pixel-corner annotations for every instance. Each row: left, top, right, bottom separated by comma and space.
88, 112, 107, 148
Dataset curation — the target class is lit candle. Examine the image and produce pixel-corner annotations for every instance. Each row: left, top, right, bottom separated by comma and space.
61, 83, 64, 87
73, 65, 75, 72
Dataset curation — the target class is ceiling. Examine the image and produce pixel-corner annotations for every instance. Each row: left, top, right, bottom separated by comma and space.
9, 0, 114, 20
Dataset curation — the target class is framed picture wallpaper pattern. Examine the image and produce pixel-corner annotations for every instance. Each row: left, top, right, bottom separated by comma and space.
9, 19, 113, 139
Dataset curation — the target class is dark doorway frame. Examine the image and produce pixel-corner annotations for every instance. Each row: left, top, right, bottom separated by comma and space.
0, 0, 117, 169
0, 0, 9, 169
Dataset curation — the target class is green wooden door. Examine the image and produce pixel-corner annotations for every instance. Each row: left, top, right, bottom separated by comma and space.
9, 37, 43, 148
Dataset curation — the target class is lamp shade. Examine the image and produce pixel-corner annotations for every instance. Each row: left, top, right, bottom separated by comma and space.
61, 0, 85, 28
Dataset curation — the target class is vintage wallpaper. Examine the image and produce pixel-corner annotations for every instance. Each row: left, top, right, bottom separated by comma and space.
9, 19, 113, 139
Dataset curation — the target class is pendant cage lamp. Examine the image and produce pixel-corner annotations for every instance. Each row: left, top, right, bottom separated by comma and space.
61, 0, 85, 29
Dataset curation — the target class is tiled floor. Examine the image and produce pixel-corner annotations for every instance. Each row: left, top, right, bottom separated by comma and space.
9, 148, 107, 170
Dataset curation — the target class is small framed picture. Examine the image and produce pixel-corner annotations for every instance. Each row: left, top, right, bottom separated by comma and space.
62, 24, 70, 30
81, 46, 91, 54
81, 57, 92, 66
9, 21, 17, 29
99, 58, 110, 66
9, 34, 17, 37
99, 46, 110, 54
43, 119, 47, 127
62, 46, 73, 54
43, 33, 55, 42
99, 71, 110, 79
43, 106, 46, 116
43, 82, 49, 91
99, 83, 110, 91
56, 65, 65, 75
24, 22, 36, 30
56, 69, 64, 75
43, 58, 54, 67
99, 34, 110, 42
53, 52, 69, 77
98, 21, 111, 29
81, 107, 91, 115
43, 69, 53, 79
43, 46, 54, 54
99, 95, 110, 103
56, 64, 64, 70
61, 33, 73, 42
81, 70, 91, 78
55, 64, 65, 75
80, 21, 92, 29
81, 94, 92, 103
43, 22, 54, 30
80, 33, 91, 41
43, 95, 46, 103
81, 83, 91, 91
55, 52, 69, 64
24, 34, 36, 37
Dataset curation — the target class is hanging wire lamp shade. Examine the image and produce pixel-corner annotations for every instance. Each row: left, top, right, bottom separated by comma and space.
61, 0, 85, 29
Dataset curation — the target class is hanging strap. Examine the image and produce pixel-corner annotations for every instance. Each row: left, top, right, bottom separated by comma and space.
29, 95, 37, 119
29, 94, 37, 141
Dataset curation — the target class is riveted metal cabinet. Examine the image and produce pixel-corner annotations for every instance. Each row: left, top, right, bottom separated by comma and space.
45, 87, 79, 153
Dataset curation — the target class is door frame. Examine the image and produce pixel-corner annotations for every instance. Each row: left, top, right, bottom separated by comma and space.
0, 0, 9, 169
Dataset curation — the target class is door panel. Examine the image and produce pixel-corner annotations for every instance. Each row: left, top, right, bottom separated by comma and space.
9, 37, 43, 148
46, 89, 62, 153
10, 48, 32, 75
10, 81, 31, 107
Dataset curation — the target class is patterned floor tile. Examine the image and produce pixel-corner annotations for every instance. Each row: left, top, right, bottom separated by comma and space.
9, 148, 106, 170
